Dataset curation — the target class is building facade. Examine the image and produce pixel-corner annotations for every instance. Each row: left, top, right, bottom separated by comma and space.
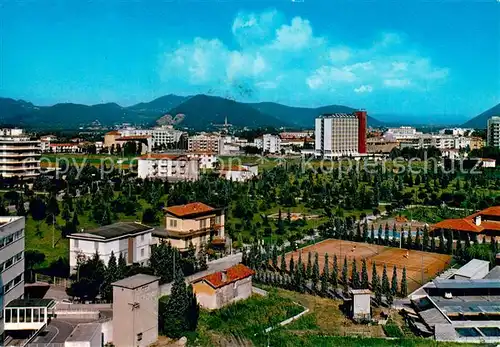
0, 216, 25, 343
192, 264, 254, 310
188, 134, 223, 154
104, 126, 185, 149
0, 129, 40, 180
137, 154, 200, 181
315, 111, 367, 158
255, 134, 281, 154
219, 164, 258, 182
154, 202, 225, 252
487, 116, 500, 148
68, 222, 154, 272
112, 274, 160, 347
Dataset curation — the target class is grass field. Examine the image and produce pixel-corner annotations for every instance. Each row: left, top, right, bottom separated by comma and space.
282, 239, 452, 293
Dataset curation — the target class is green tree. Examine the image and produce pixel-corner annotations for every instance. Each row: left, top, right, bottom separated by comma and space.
400, 267, 408, 297
351, 258, 360, 289
438, 231, 445, 253
371, 262, 378, 291
370, 224, 375, 244
280, 251, 287, 273
446, 230, 453, 255
321, 253, 330, 296
331, 254, 338, 287
374, 273, 382, 305
24, 250, 45, 283
391, 265, 398, 296
117, 252, 127, 280
431, 232, 436, 252
361, 258, 369, 289
289, 255, 295, 275
422, 225, 429, 250
101, 251, 118, 302
312, 252, 320, 292
306, 252, 313, 280
342, 256, 349, 292
414, 228, 421, 250
160, 269, 199, 338
381, 264, 390, 295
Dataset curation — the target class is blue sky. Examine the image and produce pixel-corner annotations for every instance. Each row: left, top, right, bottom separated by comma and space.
0, 0, 499, 123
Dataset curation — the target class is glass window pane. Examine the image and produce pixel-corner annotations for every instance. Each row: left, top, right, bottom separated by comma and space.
12, 309, 18, 323
19, 308, 25, 322
6, 309, 11, 323
40, 309, 45, 322
26, 308, 32, 323
33, 308, 39, 322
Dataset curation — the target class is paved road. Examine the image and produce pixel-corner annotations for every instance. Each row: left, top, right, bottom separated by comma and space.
27, 319, 76, 347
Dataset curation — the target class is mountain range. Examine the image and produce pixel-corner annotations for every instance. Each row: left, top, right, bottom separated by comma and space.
461, 103, 500, 128
1, 94, 496, 130
0, 94, 383, 130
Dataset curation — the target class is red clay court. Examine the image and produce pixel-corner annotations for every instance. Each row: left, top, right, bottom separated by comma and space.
283, 239, 452, 292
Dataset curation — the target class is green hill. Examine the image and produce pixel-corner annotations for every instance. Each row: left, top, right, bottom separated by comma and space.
462, 103, 500, 129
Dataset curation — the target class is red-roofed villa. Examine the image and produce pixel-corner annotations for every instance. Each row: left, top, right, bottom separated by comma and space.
192, 264, 254, 309
432, 206, 500, 240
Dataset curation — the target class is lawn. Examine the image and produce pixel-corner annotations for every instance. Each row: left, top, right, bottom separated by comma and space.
187, 291, 304, 346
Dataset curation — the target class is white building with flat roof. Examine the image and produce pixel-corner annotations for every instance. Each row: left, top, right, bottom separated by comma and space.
68, 222, 154, 272
0, 129, 40, 180
137, 154, 200, 181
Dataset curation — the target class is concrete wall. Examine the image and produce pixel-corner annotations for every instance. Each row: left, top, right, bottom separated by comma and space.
112, 280, 159, 347
101, 320, 113, 345
193, 276, 252, 310
0, 216, 25, 307
353, 294, 371, 320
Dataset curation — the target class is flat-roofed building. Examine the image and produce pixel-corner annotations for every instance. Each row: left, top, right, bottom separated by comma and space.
4, 298, 55, 332
154, 202, 225, 252
137, 154, 199, 181
453, 259, 490, 280
188, 134, 223, 154
219, 164, 258, 182
0, 129, 40, 180
68, 222, 154, 272
487, 116, 500, 148
112, 274, 160, 347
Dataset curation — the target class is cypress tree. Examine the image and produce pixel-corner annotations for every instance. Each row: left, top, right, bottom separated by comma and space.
386, 289, 394, 307
456, 233, 463, 259
186, 284, 200, 331
374, 273, 382, 305
361, 258, 369, 289
351, 258, 360, 289
312, 252, 320, 291
406, 227, 413, 250
414, 228, 421, 250
384, 223, 390, 245
371, 262, 379, 291
401, 267, 408, 297
381, 264, 390, 295
331, 254, 339, 287
378, 224, 383, 245
306, 252, 313, 280
370, 224, 375, 244
391, 265, 398, 296
431, 232, 436, 252
342, 256, 349, 292
280, 252, 287, 273
362, 222, 368, 242
321, 253, 330, 296
289, 255, 295, 275
117, 252, 127, 280
272, 246, 278, 270
423, 225, 429, 250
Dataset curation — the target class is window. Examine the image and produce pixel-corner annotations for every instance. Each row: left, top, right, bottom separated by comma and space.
5, 309, 11, 323
140, 248, 145, 257
169, 219, 177, 228
33, 308, 39, 322
200, 219, 207, 229
26, 308, 32, 323
74, 239, 79, 248
215, 216, 221, 224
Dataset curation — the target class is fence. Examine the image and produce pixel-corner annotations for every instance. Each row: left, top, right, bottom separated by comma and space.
35, 274, 72, 288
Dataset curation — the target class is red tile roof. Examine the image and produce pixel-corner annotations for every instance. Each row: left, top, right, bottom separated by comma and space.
220, 165, 248, 172
432, 206, 500, 233
105, 130, 121, 135
138, 154, 183, 160
199, 264, 254, 289
165, 202, 214, 217
116, 135, 151, 140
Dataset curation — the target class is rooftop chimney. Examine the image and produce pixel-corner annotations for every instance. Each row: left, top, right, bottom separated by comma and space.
475, 215, 482, 226
221, 271, 227, 282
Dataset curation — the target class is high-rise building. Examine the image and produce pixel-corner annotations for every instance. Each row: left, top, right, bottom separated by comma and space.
314, 111, 367, 158
0, 216, 26, 344
188, 134, 223, 154
0, 129, 41, 180
487, 116, 500, 148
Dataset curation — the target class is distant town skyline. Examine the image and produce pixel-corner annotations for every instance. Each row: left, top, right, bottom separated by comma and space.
0, 1, 498, 123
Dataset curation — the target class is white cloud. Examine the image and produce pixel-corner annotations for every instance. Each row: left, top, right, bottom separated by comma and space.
354, 85, 373, 93
384, 79, 411, 88
159, 10, 449, 102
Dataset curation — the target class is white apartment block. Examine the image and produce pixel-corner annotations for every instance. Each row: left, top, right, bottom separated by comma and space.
0, 129, 40, 180
254, 134, 281, 154
68, 222, 154, 272
186, 152, 218, 170
385, 126, 422, 140
188, 134, 223, 154
0, 217, 25, 331
137, 154, 199, 181
114, 126, 185, 147
315, 114, 359, 158
438, 128, 473, 136
487, 116, 500, 148
219, 164, 258, 182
